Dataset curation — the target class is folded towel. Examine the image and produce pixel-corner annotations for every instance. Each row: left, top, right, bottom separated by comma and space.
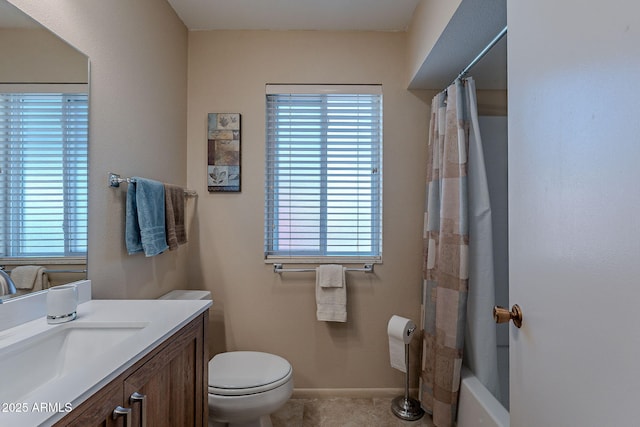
317, 264, 345, 288
316, 265, 347, 322
125, 177, 169, 257
10, 265, 49, 291
164, 184, 187, 250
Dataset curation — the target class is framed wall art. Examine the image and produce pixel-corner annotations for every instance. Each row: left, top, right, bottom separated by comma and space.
207, 113, 241, 192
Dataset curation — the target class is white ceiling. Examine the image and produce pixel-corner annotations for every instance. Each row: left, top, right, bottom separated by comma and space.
166, 0, 421, 31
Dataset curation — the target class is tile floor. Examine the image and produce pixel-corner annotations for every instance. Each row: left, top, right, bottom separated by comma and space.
271, 397, 435, 427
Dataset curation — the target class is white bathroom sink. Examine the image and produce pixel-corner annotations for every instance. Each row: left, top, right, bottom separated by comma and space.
0, 298, 211, 427
0, 321, 148, 403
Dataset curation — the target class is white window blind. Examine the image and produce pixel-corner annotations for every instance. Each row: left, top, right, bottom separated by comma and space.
265, 85, 382, 261
0, 92, 88, 257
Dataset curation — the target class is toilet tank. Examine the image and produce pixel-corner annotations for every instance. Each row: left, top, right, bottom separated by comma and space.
158, 290, 212, 300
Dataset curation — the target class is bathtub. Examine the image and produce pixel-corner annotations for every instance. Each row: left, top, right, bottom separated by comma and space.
456, 367, 509, 427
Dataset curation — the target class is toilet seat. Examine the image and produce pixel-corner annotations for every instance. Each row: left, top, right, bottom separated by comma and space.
208, 351, 292, 396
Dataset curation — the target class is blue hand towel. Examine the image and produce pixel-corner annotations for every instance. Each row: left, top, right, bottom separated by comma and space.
125, 182, 143, 255
135, 177, 169, 256
125, 177, 169, 257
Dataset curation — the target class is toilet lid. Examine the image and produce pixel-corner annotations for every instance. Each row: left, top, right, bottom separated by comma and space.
208, 351, 292, 395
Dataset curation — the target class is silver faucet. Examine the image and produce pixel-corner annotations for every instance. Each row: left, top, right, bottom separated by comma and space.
0, 269, 17, 296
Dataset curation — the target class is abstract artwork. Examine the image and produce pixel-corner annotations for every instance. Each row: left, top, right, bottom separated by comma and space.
207, 113, 241, 192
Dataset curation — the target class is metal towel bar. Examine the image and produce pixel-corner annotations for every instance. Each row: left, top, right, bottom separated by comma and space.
1, 267, 86, 274
108, 172, 197, 197
273, 264, 374, 274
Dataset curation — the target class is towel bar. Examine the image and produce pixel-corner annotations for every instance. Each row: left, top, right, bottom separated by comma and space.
273, 264, 374, 274
108, 172, 198, 197
0, 267, 87, 274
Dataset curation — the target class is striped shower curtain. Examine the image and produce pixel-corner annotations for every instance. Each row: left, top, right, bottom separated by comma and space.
420, 78, 474, 427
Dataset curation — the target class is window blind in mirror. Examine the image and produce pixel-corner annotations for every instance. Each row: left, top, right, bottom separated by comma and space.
0, 93, 88, 257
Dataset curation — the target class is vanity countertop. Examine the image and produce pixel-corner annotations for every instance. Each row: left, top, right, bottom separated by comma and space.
0, 298, 211, 426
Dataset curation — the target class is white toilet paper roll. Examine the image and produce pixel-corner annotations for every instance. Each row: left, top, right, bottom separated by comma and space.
387, 315, 416, 373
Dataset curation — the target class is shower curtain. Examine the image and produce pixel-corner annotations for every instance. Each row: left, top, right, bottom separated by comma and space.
420, 77, 499, 426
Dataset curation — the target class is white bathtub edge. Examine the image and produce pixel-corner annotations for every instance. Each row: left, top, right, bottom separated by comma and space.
457, 367, 509, 427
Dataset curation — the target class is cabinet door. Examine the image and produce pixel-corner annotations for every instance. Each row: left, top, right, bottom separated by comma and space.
58, 381, 124, 427
124, 318, 205, 427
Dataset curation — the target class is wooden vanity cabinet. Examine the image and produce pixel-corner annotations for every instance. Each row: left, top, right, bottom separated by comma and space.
55, 311, 208, 427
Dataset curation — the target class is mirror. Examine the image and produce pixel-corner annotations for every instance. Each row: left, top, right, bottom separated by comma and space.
0, 0, 89, 300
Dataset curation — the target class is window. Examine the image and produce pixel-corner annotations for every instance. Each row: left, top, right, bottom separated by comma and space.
0, 92, 88, 257
265, 85, 382, 262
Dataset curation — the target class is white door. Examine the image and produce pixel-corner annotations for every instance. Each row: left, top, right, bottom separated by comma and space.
508, 1, 640, 426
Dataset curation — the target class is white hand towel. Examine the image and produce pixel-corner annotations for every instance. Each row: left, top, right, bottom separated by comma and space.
318, 264, 344, 288
316, 265, 347, 322
10, 265, 49, 291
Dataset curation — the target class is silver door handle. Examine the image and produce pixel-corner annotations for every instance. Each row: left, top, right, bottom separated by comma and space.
112, 406, 132, 427
130, 391, 147, 427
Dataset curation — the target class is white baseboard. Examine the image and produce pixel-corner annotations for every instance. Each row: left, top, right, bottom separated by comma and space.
292, 388, 419, 399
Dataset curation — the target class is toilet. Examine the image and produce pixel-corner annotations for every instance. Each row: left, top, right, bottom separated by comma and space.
159, 290, 293, 427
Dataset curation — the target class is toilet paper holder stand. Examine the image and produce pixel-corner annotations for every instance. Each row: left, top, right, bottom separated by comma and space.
391, 325, 425, 421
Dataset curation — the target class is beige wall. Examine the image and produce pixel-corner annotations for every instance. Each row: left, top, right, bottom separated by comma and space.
8, 0, 189, 298
0, 28, 87, 83
187, 30, 430, 389
4, 0, 507, 391
406, 0, 461, 86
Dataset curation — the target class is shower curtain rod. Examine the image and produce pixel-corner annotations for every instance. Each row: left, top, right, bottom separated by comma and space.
448, 26, 507, 88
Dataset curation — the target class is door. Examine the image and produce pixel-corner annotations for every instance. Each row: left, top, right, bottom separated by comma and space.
57, 381, 124, 427
508, 1, 640, 425
123, 319, 205, 427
